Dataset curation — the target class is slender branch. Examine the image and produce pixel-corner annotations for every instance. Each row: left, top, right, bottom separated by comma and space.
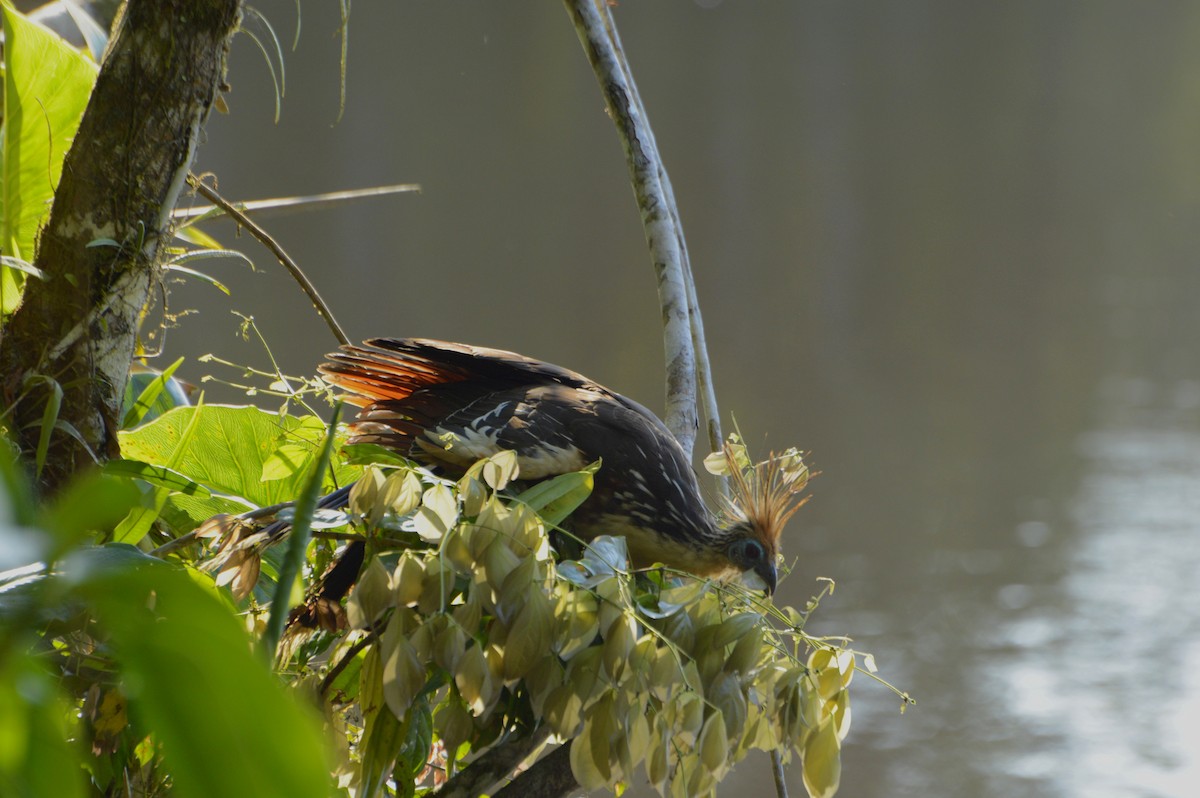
319, 618, 386, 699
433, 726, 554, 798
580, 5, 727, 485
174, 182, 420, 221
187, 174, 351, 347
490, 741, 576, 798
564, 0, 697, 458
771, 749, 790, 798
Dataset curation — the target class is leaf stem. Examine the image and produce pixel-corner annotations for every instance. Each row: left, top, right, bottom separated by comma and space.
262, 402, 340, 660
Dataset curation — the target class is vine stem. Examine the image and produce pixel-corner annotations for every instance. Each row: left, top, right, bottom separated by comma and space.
187, 174, 351, 347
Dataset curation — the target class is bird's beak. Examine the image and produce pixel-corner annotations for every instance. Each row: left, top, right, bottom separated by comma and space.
754, 559, 778, 596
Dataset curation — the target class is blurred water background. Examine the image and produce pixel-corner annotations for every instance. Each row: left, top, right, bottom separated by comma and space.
175, 3, 1200, 796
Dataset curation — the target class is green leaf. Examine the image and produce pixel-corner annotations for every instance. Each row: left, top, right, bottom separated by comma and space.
325, 642, 367, 703
263, 405, 339, 658
22, 375, 62, 479
340, 442, 414, 467
164, 263, 232, 294
66, 554, 333, 798
359, 695, 404, 798
454, 644, 495, 717
0, 254, 44, 278
60, 541, 157, 573
1, 4, 98, 312
346, 557, 393, 629
698, 709, 728, 773
702, 449, 730, 476
481, 449, 519, 491
515, 465, 595, 527
0, 448, 37, 526
157, 493, 253, 536
118, 405, 353, 507
382, 469, 424, 518
122, 358, 187, 429
174, 222, 224, 250
711, 612, 761, 649
394, 699, 434, 790
113, 397, 206, 545
502, 588, 553, 679
166, 246, 253, 269
261, 440, 317, 482
555, 589, 600, 661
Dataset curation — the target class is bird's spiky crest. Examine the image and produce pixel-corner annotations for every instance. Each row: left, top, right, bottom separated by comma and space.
721, 443, 810, 548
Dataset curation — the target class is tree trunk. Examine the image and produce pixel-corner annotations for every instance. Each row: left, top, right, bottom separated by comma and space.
0, 0, 241, 492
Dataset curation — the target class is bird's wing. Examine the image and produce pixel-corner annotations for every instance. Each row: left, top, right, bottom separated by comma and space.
568, 399, 712, 540
321, 340, 616, 477
323, 338, 670, 426
321, 338, 597, 403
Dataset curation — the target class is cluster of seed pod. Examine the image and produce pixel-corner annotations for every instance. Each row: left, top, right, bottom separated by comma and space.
318, 453, 853, 798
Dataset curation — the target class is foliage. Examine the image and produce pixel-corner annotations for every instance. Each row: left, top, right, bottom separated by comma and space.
304, 450, 857, 798
145, 398, 867, 796
0, 1, 98, 313
2, 391, 881, 797
0, 461, 334, 798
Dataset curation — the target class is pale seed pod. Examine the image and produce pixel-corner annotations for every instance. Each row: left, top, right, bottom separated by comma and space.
346, 557, 392, 629
393, 551, 425, 607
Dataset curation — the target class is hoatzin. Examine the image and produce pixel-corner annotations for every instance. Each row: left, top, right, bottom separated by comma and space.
274, 338, 805, 628
322, 339, 802, 588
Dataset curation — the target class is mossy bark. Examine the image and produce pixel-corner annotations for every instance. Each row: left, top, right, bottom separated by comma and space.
0, 0, 241, 492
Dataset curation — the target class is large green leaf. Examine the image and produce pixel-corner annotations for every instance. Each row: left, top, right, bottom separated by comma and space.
0, 3, 98, 312
67, 548, 333, 798
118, 404, 354, 508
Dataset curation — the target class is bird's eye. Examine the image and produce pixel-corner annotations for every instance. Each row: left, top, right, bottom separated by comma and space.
727, 538, 765, 566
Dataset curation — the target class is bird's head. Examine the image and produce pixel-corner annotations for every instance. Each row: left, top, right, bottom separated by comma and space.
712, 442, 810, 595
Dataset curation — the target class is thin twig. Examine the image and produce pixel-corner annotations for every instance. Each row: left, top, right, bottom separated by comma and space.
174, 182, 420, 220
319, 619, 386, 699
771, 749, 790, 798
187, 174, 351, 346
564, 0, 698, 458
581, 4, 727, 485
